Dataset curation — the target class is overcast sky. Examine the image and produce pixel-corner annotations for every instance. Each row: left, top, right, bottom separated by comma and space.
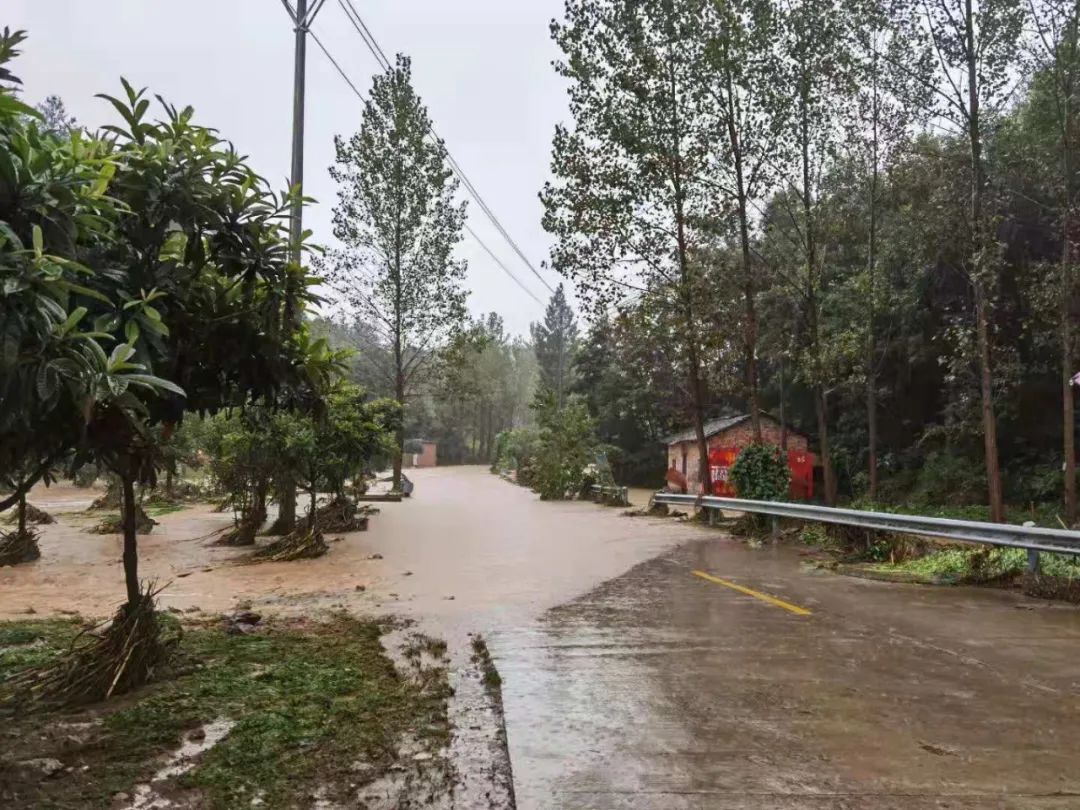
9, 0, 568, 336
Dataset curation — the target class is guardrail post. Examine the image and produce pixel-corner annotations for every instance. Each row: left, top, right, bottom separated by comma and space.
708, 507, 716, 527
1027, 548, 1041, 575
771, 515, 779, 540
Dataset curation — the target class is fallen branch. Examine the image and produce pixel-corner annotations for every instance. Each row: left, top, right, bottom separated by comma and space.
0, 584, 179, 712
248, 527, 328, 563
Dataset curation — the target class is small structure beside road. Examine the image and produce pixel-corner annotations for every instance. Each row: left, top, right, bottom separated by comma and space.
402, 440, 438, 469
663, 413, 815, 498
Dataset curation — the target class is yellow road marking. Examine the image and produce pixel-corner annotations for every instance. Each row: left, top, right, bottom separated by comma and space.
691, 570, 813, 616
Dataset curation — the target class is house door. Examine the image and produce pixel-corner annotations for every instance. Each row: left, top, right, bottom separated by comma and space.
681, 450, 687, 476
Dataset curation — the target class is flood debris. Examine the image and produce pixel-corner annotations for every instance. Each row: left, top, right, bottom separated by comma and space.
249, 527, 328, 563
0, 528, 41, 567
0, 585, 178, 712
210, 514, 260, 547
2, 503, 55, 526
222, 610, 262, 635
622, 498, 672, 518
310, 497, 374, 533
91, 506, 157, 536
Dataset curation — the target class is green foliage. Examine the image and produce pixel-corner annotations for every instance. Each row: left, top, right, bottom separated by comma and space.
531, 284, 578, 408
730, 443, 790, 501
1, 30, 331, 527
327, 53, 467, 486
206, 383, 398, 520
531, 393, 597, 500
872, 546, 1080, 584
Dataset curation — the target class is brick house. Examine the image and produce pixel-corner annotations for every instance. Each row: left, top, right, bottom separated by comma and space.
664, 413, 813, 498
402, 440, 437, 469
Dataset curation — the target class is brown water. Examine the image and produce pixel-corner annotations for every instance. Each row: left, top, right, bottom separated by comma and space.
7, 469, 1080, 809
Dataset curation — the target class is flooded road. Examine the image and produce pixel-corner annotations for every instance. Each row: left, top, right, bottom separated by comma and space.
4, 467, 1080, 808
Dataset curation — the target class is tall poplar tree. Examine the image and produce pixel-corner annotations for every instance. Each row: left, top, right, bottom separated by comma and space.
1027, 0, 1080, 524
701, 0, 786, 441
542, 0, 720, 493
329, 54, 468, 490
893, 0, 1024, 521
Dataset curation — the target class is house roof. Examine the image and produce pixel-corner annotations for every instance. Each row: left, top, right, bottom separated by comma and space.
663, 412, 798, 445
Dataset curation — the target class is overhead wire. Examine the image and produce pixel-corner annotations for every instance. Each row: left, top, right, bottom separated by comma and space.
301, 21, 546, 308
335, 0, 556, 295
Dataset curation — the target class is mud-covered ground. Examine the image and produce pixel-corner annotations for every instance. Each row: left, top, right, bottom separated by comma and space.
5, 468, 1080, 809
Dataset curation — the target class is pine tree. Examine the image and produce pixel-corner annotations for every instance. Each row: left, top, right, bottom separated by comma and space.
531, 284, 578, 408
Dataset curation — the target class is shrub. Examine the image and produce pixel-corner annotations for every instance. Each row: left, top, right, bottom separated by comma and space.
730, 443, 790, 501
532, 395, 596, 500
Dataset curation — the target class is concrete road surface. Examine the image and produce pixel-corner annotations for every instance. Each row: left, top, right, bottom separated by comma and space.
368, 468, 1080, 809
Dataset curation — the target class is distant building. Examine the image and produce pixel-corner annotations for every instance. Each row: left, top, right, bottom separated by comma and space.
663, 413, 814, 499
402, 440, 438, 469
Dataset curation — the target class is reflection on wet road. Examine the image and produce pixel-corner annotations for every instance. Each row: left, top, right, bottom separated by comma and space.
499, 533, 1080, 809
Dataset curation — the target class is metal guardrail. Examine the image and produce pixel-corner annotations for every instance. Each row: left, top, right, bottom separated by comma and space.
651, 492, 1080, 572
590, 484, 630, 505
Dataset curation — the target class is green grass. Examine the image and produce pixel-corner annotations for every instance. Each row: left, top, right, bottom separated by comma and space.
143, 502, 186, 517
0, 615, 449, 809
0, 618, 84, 671
868, 546, 1080, 584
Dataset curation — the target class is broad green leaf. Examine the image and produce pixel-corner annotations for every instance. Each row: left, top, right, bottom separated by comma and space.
123, 373, 186, 398
59, 306, 88, 336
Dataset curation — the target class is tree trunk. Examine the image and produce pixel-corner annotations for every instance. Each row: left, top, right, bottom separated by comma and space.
964, 0, 1004, 522
723, 61, 762, 443
277, 479, 297, 533
688, 341, 711, 495
976, 289, 1005, 522
867, 372, 878, 500
815, 386, 837, 506
253, 477, 269, 526
866, 53, 880, 502
392, 372, 405, 490
121, 471, 140, 608
309, 487, 318, 529
779, 361, 788, 451
1063, 225, 1076, 524
17, 493, 26, 536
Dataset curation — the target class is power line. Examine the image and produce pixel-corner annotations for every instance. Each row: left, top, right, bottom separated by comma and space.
303, 23, 545, 308
335, 0, 556, 296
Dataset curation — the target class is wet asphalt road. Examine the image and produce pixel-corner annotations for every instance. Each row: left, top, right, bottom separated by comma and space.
498, 533, 1080, 809
351, 468, 1080, 808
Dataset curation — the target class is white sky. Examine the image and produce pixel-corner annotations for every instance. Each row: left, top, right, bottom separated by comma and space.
8, 0, 567, 336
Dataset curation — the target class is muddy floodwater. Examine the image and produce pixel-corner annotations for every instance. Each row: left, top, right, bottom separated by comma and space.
4, 467, 1080, 809
0, 468, 698, 623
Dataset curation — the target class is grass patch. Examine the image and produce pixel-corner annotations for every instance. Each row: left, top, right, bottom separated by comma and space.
143, 502, 186, 518
0, 618, 84, 671
0, 614, 449, 809
470, 634, 502, 697
868, 546, 1080, 585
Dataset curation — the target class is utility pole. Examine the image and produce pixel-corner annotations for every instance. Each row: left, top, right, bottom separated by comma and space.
281, 0, 327, 265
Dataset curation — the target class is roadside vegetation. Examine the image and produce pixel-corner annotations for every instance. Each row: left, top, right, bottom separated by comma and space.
535, 0, 1080, 527
0, 615, 450, 809
0, 27, 402, 713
